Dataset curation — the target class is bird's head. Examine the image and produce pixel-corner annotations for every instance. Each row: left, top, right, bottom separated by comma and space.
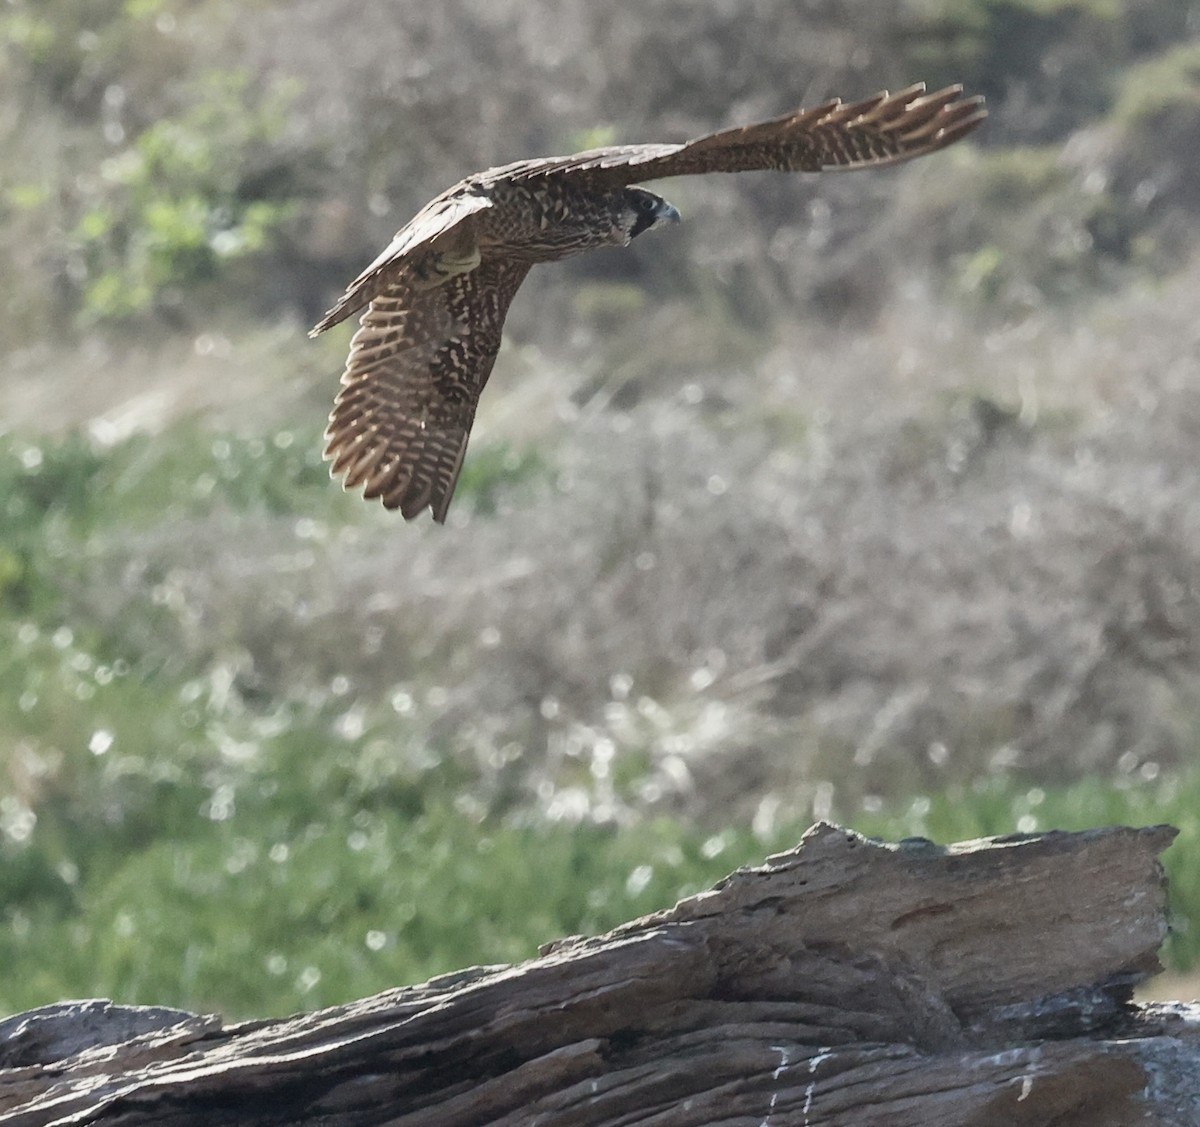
619, 187, 682, 243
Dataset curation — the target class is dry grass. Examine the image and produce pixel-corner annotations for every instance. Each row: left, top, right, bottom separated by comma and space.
44, 251, 1200, 824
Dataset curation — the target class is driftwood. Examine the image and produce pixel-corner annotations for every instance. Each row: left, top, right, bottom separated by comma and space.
2, 821, 1198, 1126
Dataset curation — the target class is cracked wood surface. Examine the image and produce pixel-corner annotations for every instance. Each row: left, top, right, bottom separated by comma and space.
2, 822, 1197, 1126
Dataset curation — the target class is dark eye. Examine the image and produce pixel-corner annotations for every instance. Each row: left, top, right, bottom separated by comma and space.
638, 195, 656, 212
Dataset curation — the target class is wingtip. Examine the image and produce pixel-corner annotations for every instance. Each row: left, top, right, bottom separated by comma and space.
309, 307, 342, 337
894, 80, 930, 101
935, 100, 988, 148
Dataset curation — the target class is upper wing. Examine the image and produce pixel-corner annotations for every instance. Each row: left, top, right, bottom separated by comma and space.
310, 191, 492, 335
323, 256, 531, 522
494, 84, 984, 187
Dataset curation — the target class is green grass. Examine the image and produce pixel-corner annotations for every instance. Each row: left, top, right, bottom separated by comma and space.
2, 762, 1194, 1018
0, 425, 1196, 1019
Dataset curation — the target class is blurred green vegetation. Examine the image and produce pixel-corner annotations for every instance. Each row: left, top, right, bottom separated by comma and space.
1114, 42, 1200, 126
4, 0, 1200, 1020
4, 753, 1194, 1017
0, 428, 1194, 1018
2, 0, 1200, 338
71, 71, 299, 323
0, 1, 301, 334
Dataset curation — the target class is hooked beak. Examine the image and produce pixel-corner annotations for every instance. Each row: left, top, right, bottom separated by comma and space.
655, 200, 682, 227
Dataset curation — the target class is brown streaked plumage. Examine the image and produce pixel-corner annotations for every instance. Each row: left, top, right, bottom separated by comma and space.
312, 82, 986, 522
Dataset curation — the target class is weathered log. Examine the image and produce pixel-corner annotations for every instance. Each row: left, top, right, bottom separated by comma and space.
2, 822, 1197, 1126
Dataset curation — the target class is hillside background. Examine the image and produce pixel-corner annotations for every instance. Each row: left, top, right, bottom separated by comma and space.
3, 0, 1200, 1017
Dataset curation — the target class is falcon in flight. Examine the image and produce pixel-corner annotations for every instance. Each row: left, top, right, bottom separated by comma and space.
311, 83, 985, 522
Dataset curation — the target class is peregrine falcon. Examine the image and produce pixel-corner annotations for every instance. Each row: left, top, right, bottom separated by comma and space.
311, 83, 985, 521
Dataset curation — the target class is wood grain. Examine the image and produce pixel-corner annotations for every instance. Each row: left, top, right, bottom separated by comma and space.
2, 822, 1196, 1126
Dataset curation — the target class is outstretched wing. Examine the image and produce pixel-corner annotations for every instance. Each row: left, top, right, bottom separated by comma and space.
495, 84, 984, 187
322, 256, 531, 522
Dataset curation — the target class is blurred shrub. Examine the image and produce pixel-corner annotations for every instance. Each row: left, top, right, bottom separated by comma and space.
899, 0, 1198, 137
4, 0, 1200, 339
0, 1, 306, 334
904, 146, 1136, 311
1114, 41, 1200, 126
67, 71, 300, 324
1107, 43, 1200, 232
0, 0, 174, 113
453, 442, 552, 518
33, 283, 1200, 823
